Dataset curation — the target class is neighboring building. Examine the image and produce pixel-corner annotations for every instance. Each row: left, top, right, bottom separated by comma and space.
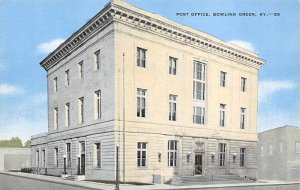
0, 147, 31, 171
31, 0, 264, 183
258, 126, 300, 181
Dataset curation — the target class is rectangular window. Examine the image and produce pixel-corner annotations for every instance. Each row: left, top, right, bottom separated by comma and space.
65, 103, 70, 127
220, 104, 226, 127
65, 70, 69, 86
193, 61, 206, 100
240, 148, 245, 167
42, 149, 46, 167
169, 94, 177, 121
137, 89, 146, 117
95, 91, 101, 119
54, 148, 58, 167
219, 143, 226, 167
78, 61, 83, 78
295, 142, 300, 153
240, 108, 246, 129
36, 150, 39, 167
241, 77, 247, 92
137, 142, 147, 167
94, 50, 100, 70
168, 140, 178, 167
54, 77, 57, 92
93, 143, 101, 168
78, 97, 84, 123
220, 71, 226, 87
169, 57, 177, 75
269, 144, 273, 155
193, 106, 205, 124
66, 143, 71, 167
54, 107, 58, 129
137, 47, 147, 67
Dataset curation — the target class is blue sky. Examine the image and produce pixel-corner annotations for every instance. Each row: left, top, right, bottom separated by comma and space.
0, 0, 299, 142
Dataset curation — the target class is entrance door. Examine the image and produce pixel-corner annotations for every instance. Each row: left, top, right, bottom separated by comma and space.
195, 154, 203, 175
80, 142, 85, 175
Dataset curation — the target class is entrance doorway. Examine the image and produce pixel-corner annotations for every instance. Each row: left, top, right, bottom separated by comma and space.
80, 142, 85, 175
195, 154, 203, 175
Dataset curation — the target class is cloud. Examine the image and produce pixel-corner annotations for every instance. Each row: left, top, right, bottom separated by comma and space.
259, 80, 296, 103
37, 38, 65, 54
0, 84, 24, 96
227, 40, 256, 52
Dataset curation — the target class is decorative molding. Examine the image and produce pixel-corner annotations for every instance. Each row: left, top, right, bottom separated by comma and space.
40, 1, 265, 71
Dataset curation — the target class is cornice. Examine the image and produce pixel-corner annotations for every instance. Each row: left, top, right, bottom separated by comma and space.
40, 0, 265, 71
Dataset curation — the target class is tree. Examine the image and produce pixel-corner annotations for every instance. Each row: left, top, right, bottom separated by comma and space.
24, 140, 31, 147
0, 137, 23, 147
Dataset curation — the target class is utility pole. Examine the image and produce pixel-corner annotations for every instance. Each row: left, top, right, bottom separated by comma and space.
122, 53, 126, 183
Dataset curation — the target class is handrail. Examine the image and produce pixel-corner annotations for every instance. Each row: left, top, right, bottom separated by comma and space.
194, 168, 202, 175
204, 168, 214, 181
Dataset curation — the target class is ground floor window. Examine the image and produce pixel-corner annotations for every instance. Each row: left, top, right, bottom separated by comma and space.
54, 148, 58, 167
36, 150, 39, 167
240, 148, 246, 167
137, 142, 147, 167
219, 143, 226, 167
168, 140, 178, 167
94, 143, 101, 168
42, 149, 46, 167
66, 143, 71, 167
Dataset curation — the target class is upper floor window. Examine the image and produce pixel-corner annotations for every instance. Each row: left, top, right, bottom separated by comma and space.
220, 71, 226, 87
137, 88, 146, 118
193, 106, 205, 124
65, 70, 70, 86
169, 57, 177, 75
78, 61, 84, 79
240, 148, 246, 167
241, 77, 247, 92
137, 47, 147, 67
94, 50, 100, 70
240, 108, 246, 129
94, 90, 101, 119
193, 61, 206, 101
169, 94, 177, 121
65, 103, 70, 127
54, 77, 58, 92
220, 104, 226, 127
219, 143, 226, 167
78, 97, 84, 123
54, 107, 58, 129
168, 140, 178, 167
295, 142, 300, 153
137, 142, 147, 167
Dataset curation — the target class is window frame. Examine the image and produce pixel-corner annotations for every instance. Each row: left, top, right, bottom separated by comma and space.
169, 94, 177, 121
66, 143, 71, 168
220, 104, 226, 127
220, 71, 226, 87
54, 107, 58, 129
241, 77, 247, 92
137, 88, 147, 118
193, 106, 205, 124
54, 77, 57, 92
54, 148, 59, 167
168, 140, 178, 167
169, 56, 177, 75
219, 143, 226, 167
65, 103, 70, 127
240, 107, 246, 129
65, 70, 70, 86
193, 61, 206, 101
137, 142, 147, 168
78, 97, 84, 124
94, 50, 100, 70
137, 47, 147, 68
94, 90, 101, 120
78, 61, 84, 79
240, 148, 246, 167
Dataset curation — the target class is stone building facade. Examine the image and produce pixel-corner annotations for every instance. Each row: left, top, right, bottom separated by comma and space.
258, 126, 300, 181
31, 0, 264, 183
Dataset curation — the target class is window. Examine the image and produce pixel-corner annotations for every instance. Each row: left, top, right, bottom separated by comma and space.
169, 94, 177, 121
219, 143, 226, 167
137, 142, 147, 167
95, 91, 101, 119
295, 142, 300, 153
137, 89, 146, 117
220, 104, 226, 127
279, 143, 283, 153
54, 148, 58, 167
240, 148, 245, 167
78, 97, 84, 123
65, 70, 69, 86
193, 61, 206, 100
168, 140, 178, 167
66, 143, 71, 167
65, 103, 70, 127
78, 61, 83, 78
269, 144, 273, 155
54, 107, 58, 129
241, 77, 247, 92
137, 47, 146, 67
193, 106, 205, 124
220, 71, 226, 87
36, 150, 39, 167
169, 57, 177, 75
92, 143, 101, 168
240, 108, 246, 129
54, 77, 57, 92
42, 150, 46, 167
94, 50, 100, 70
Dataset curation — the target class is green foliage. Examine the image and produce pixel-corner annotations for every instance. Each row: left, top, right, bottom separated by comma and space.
0, 137, 30, 148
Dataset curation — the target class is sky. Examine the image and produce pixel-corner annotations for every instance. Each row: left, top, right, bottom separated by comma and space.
0, 0, 299, 142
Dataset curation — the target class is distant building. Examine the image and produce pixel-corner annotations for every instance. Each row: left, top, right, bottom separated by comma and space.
0, 147, 31, 171
258, 126, 300, 181
31, 0, 264, 183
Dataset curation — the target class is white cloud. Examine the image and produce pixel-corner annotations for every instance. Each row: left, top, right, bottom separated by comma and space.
37, 38, 65, 54
259, 80, 296, 103
227, 40, 256, 52
0, 84, 24, 96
